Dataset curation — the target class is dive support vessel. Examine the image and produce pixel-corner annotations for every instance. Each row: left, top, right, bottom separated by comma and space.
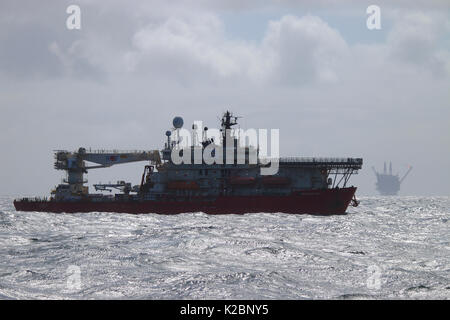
14, 111, 363, 215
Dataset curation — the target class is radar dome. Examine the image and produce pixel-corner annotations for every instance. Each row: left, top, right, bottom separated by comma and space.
172, 116, 184, 129
165, 130, 172, 137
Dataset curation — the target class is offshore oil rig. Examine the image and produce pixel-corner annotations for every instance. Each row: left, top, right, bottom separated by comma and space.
372, 162, 412, 195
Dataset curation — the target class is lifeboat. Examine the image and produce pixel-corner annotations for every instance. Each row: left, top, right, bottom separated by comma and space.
167, 181, 200, 190
229, 176, 256, 185
260, 176, 290, 185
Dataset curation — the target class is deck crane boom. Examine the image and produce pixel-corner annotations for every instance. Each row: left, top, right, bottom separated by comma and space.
53, 147, 161, 196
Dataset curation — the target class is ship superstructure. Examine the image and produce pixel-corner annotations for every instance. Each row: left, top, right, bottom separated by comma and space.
14, 111, 363, 214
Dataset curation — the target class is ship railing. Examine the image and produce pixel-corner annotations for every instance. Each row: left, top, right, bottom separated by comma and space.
17, 196, 50, 202
53, 149, 156, 155
277, 157, 362, 163
83, 148, 154, 154
260, 157, 362, 168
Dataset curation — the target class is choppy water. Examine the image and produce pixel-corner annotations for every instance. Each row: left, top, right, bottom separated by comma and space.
0, 196, 449, 299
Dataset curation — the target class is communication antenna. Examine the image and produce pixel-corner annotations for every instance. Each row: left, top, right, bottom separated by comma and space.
202, 126, 208, 143
172, 116, 184, 147
192, 123, 198, 146
165, 130, 171, 148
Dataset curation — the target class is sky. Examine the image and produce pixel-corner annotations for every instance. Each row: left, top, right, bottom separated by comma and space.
0, 0, 449, 196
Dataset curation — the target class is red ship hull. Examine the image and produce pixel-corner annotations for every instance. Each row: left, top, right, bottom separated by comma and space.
14, 187, 357, 215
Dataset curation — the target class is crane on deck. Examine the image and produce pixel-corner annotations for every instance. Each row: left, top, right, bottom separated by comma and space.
53, 147, 161, 196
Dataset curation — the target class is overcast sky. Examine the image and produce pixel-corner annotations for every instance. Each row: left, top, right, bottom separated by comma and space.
0, 0, 449, 196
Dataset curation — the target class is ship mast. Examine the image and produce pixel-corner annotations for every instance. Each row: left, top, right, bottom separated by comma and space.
221, 110, 238, 143
220, 111, 241, 164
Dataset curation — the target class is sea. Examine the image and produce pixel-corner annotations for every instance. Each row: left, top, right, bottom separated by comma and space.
0, 196, 448, 299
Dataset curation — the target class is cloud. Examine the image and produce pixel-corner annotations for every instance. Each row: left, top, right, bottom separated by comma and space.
125, 13, 350, 86
263, 15, 348, 84
124, 11, 266, 84
387, 12, 450, 77
1, 2, 448, 85
119, 10, 450, 87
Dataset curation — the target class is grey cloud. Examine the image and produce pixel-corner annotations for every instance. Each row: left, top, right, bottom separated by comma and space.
2, 2, 448, 84
0, 23, 64, 78
262, 15, 348, 85
125, 14, 348, 86
387, 12, 449, 77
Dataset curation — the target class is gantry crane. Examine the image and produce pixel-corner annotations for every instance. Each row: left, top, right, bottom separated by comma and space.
53, 147, 161, 196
